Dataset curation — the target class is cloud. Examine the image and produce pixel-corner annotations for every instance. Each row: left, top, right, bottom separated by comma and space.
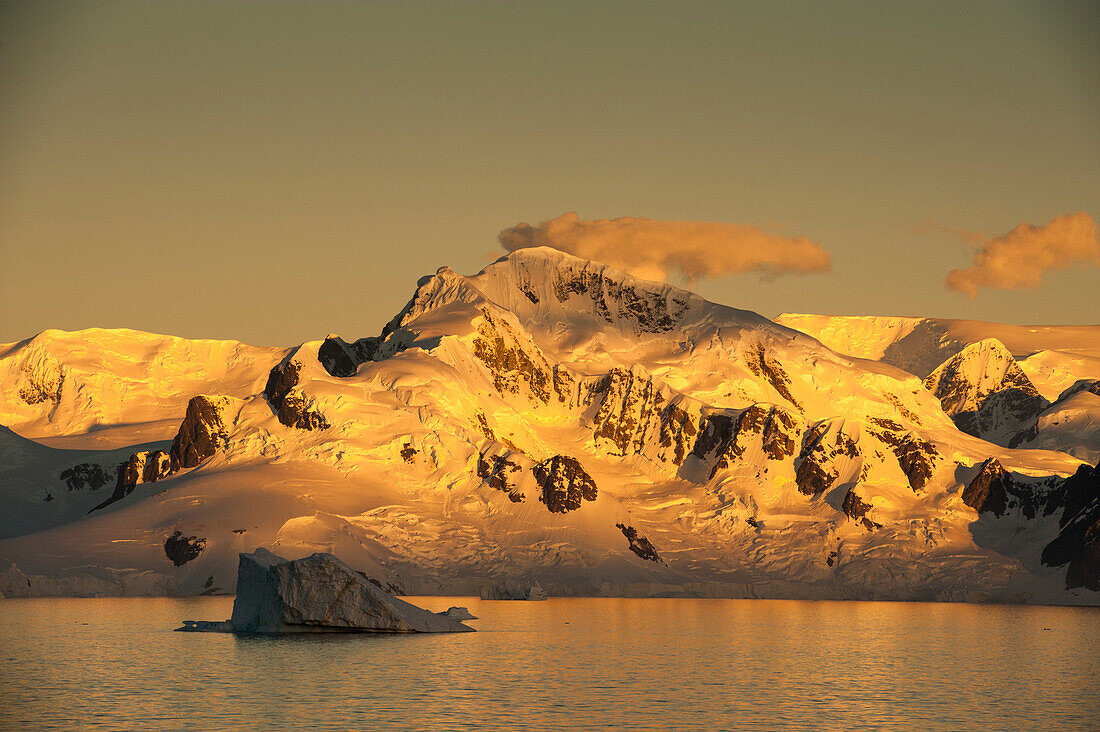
498, 212, 831, 283
944, 212, 1099, 298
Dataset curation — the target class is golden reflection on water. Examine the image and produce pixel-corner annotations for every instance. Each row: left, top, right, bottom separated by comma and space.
1, 596, 1097, 731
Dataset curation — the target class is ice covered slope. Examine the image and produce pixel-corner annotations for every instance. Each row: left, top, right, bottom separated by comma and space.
1011, 380, 1100, 463
0, 328, 285, 446
1, 248, 1096, 604
774, 314, 1100, 397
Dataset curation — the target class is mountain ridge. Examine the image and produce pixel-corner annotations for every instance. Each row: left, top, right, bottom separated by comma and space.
1, 249, 1097, 602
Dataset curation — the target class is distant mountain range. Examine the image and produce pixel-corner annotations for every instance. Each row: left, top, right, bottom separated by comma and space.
2, 248, 1097, 603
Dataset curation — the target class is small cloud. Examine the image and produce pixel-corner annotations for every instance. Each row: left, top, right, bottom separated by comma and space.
498, 212, 831, 283
944, 212, 1099, 298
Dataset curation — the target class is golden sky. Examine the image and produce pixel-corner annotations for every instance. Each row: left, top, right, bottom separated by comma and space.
1, 1, 1097, 345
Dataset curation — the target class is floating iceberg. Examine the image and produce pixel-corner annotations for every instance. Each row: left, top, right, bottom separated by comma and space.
177, 549, 474, 633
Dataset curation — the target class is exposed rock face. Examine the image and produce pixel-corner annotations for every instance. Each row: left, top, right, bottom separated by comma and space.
477, 450, 525, 502
90, 450, 174, 513
170, 396, 232, 471
1041, 461, 1100, 591
841, 489, 879, 530
92, 402, 221, 513
962, 459, 1013, 516
842, 489, 871, 520
924, 339, 1048, 444
317, 335, 378, 377
228, 549, 473, 633
276, 392, 330, 430
58, 463, 113, 491
18, 359, 65, 405
164, 530, 206, 566
125, 450, 171, 485
533, 455, 597, 513
795, 421, 860, 496
585, 367, 701, 466
616, 523, 662, 563
263, 359, 329, 431
892, 434, 938, 492
472, 307, 572, 404
744, 344, 803, 413
961, 458, 1060, 520
694, 404, 800, 479
550, 265, 690, 334
867, 418, 939, 492
1056, 379, 1100, 400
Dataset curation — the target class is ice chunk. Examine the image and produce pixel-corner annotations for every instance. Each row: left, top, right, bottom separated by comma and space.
178, 549, 474, 633
439, 606, 477, 621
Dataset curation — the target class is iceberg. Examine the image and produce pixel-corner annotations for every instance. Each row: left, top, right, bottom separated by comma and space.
177, 549, 474, 633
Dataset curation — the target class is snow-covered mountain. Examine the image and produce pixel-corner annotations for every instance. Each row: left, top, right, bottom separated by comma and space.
777, 314, 1100, 461
2, 248, 1097, 603
922, 339, 1049, 446
774, 313, 1100, 398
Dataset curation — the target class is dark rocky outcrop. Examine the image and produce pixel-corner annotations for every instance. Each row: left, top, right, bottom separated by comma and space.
18, 361, 65, 405
170, 396, 232, 470
533, 455, 597, 513
58, 463, 113, 491
317, 335, 379, 377
85, 465, 127, 511
842, 489, 872, 520
264, 359, 329, 431
867, 418, 939, 492
795, 422, 860, 496
744, 344, 803, 413
961, 458, 1061, 520
400, 443, 418, 463
132, 450, 172, 484
892, 434, 938, 492
1041, 461, 1100, 591
841, 489, 880, 530
472, 307, 572, 404
275, 392, 330, 431
962, 459, 1014, 517
89, 450, 174, 513
550, 266, 690, 334
585, 367, 703, 467
90, 397, 229, 514
588, 367, 666, 456
694, 404, 800, 479
616, 523, 662, 563
477, 450, 525, 502
164, 530, 206, 566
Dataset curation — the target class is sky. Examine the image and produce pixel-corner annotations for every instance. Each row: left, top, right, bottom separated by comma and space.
1, 0, 1097, 346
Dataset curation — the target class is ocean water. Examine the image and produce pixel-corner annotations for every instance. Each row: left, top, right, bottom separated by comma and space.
1, 597, 1097, 731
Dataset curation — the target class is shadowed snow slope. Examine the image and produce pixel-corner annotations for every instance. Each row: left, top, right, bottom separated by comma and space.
1, 248, 1096, 604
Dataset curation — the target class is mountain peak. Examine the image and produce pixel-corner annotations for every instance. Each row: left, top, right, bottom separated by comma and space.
924, 338, 1048, 444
